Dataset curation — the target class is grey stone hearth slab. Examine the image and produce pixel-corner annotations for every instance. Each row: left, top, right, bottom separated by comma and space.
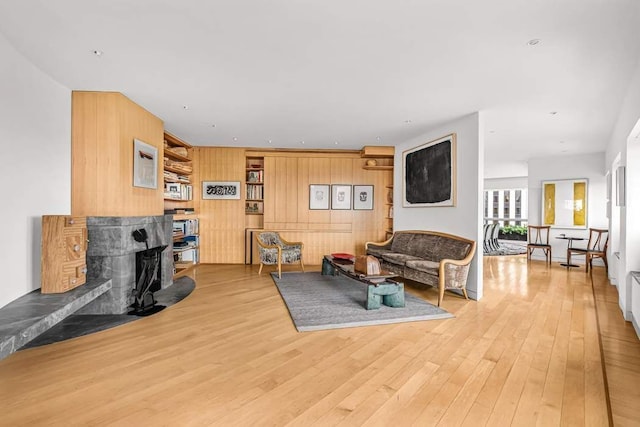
0, 279, 111, 360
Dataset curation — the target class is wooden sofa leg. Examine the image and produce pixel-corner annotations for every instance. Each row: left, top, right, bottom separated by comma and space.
300, 258, 305, 273
438, 285, 445, 307
258, 263, 264, 275
462, 288, 469, 300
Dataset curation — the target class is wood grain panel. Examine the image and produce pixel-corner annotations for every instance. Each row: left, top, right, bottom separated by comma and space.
195, 147, 246, 263
71, 91, 163, 216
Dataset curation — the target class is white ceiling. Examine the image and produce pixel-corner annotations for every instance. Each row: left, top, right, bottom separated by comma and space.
2, 0, 639, 178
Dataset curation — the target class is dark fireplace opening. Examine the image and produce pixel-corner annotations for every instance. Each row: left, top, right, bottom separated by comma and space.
130, 228, 168, 316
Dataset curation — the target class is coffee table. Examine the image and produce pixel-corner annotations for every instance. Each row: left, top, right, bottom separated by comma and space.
321, 255, 405, 309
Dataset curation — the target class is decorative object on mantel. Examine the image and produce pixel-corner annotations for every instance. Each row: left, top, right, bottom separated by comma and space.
366, 159, 377, 166
41, 216, 87, 293
403, 134, 456, 207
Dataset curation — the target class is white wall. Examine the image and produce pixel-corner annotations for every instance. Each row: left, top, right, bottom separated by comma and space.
528, 152, 607, 264
0, 34, 71, 308
605, 57, 640, 329
394, 113, 484, 300
484, 177, 528, 190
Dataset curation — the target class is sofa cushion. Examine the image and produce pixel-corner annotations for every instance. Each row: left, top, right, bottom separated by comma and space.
405, 259, 440, 276
381, 252, 422, 265
366, 247, 394, 258
403, 234, 471, 262
390, 233, 415, 253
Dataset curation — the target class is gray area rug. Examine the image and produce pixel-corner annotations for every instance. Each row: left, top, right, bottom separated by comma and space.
271, 272, 453, 332
484, 240, 527, 256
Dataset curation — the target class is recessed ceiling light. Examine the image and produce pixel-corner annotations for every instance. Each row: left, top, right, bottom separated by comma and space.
489, 130, 496, 134
182, 105, 189, 110
404, 119, 412, 124
549, 111, 558, 115
559, 140, 565, 144
210, 124, 216, 128
334, 141, 339, 145
527, 39, 541, 46
232, 137, 238, 141
376, 136, 381, 141
301, 140, 305, 145
268, 139, 272, 144
92, 50, 103, 56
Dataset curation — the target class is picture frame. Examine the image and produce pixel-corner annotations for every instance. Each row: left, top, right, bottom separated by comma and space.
133, 138, 158, 189
331, 184, 352, 210
353, 185, 374, 210
403, 133, 456, 207
309, 184, 330, 210
541, 178, 588, 229
202, 181, 241, 200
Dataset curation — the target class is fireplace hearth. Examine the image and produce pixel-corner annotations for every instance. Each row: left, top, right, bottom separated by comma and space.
78, 216, 173, 315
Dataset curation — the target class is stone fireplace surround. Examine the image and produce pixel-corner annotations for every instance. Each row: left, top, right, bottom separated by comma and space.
79, 215, 174, 314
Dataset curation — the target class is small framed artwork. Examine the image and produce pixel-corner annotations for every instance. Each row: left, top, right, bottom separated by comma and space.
309, 184, 330, 210
353, 185, 374, 210
331, 184, 352, 210
202, 181, 241, 200
133, 138, 158, 189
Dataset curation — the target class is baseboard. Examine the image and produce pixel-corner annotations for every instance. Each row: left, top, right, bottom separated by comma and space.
466, 289, 479, 301
633, 313, 640, 340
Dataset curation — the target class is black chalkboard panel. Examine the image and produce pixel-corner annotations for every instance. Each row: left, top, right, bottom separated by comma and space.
404, 136, 454, 205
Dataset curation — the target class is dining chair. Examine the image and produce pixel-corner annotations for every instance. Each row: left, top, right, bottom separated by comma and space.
255, 231, 304, 278
567, 228, 609, 273
527, 225, 552, 264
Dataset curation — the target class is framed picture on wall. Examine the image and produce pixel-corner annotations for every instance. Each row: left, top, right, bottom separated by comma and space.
331, 184, 352, 210
541, 178, 588, 229
133, 138, 158, 189
202, 181, 241, 200
353, 185, 374, 210
403, 133, 456, 207
309, 184, 330, 209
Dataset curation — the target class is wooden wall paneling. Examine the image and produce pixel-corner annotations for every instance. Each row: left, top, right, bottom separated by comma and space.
117, 94, 164, 216
195, 147, 246, 264
71, 92, 98, 215
263, 156, 277, 224
306, 157, 332, 225
71, 91, 163, 217
330, 157, 354, 225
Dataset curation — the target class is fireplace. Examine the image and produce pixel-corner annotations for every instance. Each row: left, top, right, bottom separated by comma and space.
78, 216, 173, 315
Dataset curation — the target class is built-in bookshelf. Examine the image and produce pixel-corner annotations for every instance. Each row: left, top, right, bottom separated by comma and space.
245, 156, 264, 215
172, 216, 199, 278
385, 184, 394, 239
163, 132, 193, 205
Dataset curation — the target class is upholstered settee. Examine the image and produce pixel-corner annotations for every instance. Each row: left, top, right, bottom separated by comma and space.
366, 230, 476, 306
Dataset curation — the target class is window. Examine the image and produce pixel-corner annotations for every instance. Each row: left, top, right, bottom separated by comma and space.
484, 188, 528, 227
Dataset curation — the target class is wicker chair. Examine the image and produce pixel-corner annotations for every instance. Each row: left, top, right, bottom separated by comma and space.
256, 231, 304, 278
567, 228, 609, 273
527, 225, 552, 264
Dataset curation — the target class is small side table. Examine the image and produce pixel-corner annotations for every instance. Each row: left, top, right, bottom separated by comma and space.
556, 236, 586, 268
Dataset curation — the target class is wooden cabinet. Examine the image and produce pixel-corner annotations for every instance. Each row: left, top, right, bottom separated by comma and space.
163, 132, 194, 206
41, 216, 87, 293
245, 156, 264, 215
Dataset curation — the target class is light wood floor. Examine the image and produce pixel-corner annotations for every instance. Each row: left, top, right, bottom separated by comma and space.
1, 256, 639, 426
